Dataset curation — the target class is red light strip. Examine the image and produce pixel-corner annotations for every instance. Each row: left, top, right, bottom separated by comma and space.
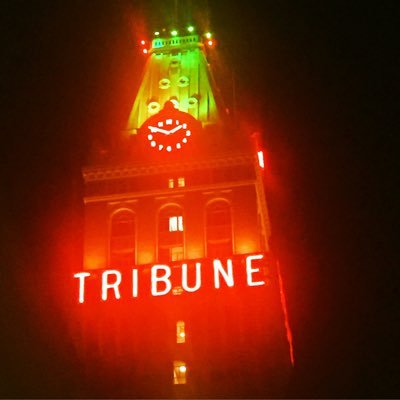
257, 150, 265, 169
277, 260, 295, 366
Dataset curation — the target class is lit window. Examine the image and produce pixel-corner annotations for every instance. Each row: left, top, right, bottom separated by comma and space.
172, 286, 183, 296
168, 178, 174, 188
176, 321, 186, 343
158, 206, 185, 262
173, 361, 187, 384
178, 177, 185, 187
169, 216, 183, 232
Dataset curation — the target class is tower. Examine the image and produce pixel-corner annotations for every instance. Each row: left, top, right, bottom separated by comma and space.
75, 19, 293, 398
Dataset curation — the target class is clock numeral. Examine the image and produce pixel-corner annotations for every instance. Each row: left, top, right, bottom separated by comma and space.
147, 119, 192, 152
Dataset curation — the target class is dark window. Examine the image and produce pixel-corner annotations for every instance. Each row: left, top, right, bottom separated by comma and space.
206, 200, 233, 257
110, 210, 135, 268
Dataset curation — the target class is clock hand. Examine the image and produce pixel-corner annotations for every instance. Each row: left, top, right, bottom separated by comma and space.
148, 126, 170, 135
168, 125, 183, 134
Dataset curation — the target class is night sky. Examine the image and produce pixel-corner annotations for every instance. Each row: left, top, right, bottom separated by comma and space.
1, 0, 398, 398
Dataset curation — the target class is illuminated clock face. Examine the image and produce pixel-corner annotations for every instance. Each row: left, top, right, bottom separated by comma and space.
141, 101, 199, 152
146, 118, 192, 152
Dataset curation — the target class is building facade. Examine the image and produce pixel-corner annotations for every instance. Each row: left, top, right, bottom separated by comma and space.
76, 26, 292, 398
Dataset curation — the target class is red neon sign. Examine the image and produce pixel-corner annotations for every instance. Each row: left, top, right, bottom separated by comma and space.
74, 254, 267, 303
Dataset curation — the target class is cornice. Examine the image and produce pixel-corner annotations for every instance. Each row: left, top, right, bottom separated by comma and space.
83, 154, 256, 183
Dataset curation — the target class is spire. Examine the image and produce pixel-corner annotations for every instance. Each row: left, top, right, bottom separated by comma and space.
173, 0, 178, 26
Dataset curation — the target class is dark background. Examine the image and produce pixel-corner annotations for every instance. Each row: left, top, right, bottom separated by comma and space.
1, 0, 398, 398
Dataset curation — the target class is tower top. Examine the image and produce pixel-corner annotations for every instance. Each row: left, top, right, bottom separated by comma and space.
127, 27, 219, 134
151, 33, 200, 53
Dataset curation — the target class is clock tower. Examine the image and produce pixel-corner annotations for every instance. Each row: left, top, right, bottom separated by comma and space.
77, 22, 293, 398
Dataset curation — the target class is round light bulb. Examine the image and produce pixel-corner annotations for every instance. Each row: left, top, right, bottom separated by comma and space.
187, 26, 194, 33
179, 366, 186, 373
171, 30, 178, 36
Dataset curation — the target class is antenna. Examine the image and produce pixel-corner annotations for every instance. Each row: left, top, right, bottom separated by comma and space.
173, 0, 178, 26
186, 0, 192, 25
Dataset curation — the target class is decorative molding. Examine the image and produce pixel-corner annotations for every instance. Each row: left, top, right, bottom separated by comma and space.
82, 154, 256, 183
84, 179, 256, 205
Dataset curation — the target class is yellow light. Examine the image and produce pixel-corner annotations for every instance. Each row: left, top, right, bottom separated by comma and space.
179, 332, 185, 337
187, 26, 194, 32
205, 32, 212, 39
171, 30, 178, 36
154, 31, 160, 36
179, 366, 186, 373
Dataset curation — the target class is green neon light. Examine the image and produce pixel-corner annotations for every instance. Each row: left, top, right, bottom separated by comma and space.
128, 44, 219, 131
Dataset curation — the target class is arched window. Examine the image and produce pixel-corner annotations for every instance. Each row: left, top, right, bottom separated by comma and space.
109, 210, 136, 268
158, 205, 184, 262
206, 200, 233, 257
